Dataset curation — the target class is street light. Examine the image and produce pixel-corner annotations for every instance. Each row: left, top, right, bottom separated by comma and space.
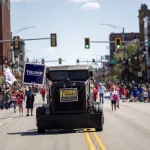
12, 26, 36, 36
10, 26, 36, 65
100, 23, 125, 57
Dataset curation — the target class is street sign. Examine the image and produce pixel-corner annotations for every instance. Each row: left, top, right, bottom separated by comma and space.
13, 36, 20, 50
148, 40, 150, 47
23, 63, 46, 85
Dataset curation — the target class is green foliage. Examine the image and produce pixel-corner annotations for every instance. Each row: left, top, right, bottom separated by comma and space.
125, 41, 140, 57
113, 52, 123, 61
113, 64, 123, 75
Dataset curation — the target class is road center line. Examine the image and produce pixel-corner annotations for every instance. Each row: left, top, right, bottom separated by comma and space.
84, 129, 95, 150
93, 132, 106, 150
84, 128, 106, 150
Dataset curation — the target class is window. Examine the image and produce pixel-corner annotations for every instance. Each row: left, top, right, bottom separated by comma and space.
2, 0, 5, 4
69, 70, 89, 81
47, 71, 68, 81
7, 0, 10, 10
47, 70, 89, 81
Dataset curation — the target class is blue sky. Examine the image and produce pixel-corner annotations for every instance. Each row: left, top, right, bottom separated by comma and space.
10, 0, 149, 66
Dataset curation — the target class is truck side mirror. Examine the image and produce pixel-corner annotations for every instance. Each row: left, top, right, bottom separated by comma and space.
89, 71, 93, 77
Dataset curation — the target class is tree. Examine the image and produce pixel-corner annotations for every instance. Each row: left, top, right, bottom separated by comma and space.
125, 40, 140, 58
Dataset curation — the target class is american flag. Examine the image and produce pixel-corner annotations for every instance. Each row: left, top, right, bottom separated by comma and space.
84, 79, 89, 86
46, 78, 53, 87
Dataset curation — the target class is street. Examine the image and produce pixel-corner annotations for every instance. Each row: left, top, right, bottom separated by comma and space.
0, 95, 150, 150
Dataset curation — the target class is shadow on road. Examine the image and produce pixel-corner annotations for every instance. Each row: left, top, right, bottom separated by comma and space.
0, 116, 19, 120
7, 128, 94, 136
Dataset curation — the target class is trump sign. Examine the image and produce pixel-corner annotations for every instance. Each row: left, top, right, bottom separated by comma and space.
23, 63, 46, 85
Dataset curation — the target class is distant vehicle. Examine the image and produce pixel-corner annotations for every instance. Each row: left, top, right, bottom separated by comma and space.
36, 65, 104, 133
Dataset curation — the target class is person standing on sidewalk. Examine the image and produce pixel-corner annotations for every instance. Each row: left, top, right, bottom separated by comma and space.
26, 86, 36, 116
11, 88, 18, 113
98, 83, 107, 104
41, 86, 46, 103
16, 89, 25, 116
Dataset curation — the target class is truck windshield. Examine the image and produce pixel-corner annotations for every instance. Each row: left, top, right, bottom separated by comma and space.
47, 70, 89, 81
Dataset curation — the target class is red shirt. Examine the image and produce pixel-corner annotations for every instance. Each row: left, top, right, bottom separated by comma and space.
11, 91, 18, 101
16, 93, 24, 101
93, 88, 98, 101
41, 88, 46, 96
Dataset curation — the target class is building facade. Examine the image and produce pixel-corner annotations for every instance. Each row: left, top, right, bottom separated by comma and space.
143, 17, 150, 81
138, 4, 150, 48
0, 0, 11, 71
109, 32, 140, 59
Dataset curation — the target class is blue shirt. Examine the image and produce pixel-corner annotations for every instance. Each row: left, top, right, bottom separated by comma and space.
132, 89, 138, 97
137, 87, 142, 94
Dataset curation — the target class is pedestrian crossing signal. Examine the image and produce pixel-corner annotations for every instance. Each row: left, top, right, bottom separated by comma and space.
59, 58, 62, 64
85, 38, 90, 49
42, 59, 45, 64
76, 59, 79, 64
51, 33, 57, 47
92, 59, 96, 64
115, 38, 122, 50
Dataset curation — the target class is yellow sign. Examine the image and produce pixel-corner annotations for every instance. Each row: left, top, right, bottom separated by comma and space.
60, 88, 78, 102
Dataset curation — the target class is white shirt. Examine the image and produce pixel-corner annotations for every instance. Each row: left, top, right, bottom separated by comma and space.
98, 86, 106, 93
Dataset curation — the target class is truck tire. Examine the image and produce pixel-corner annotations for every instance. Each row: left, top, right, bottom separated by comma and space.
38, 128, 45, 134
36, 106, 45, 118
96, 114, 104, 132
36, 107, 46, 134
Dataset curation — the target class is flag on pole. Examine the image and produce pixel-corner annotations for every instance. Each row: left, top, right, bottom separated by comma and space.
46, 78, 53, 87
4, 68, 16, 85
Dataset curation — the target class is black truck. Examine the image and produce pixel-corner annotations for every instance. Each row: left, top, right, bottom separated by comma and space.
36, 65, 104, 133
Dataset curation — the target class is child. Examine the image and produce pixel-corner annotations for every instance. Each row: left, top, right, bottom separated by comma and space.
110, 85, 119, 111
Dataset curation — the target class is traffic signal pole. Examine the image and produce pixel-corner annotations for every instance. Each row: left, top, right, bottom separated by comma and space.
0, 38, 147, 44
122, 28, 125, 59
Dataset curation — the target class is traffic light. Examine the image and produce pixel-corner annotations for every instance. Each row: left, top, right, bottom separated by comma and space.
92, 59, 96, 64
41, 59, 45, 64
76, 59, 79, 64
51, 33, 57, 47
58, 58, 62, 64
13, 36, 20, 50
115, 38, 122, 50
84, 38, 90, 49
27, 58, 29, 62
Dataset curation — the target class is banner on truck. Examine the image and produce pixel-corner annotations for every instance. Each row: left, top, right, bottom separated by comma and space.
23, 63, 46, 85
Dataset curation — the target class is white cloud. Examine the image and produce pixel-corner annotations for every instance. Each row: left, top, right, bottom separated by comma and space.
69, 0, 92, 3
81, 2, 100, 10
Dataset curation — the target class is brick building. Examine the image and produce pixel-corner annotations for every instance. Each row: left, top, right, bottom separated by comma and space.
138, 4, 150, 48
0, 0, 11, 71
109, 32, 140, 59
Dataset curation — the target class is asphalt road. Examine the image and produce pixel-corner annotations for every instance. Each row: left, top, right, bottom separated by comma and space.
0, 94, 150, 150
